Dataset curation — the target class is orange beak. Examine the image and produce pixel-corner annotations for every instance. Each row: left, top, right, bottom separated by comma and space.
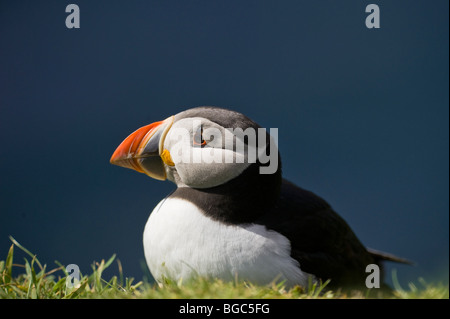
110, 116, 174, 180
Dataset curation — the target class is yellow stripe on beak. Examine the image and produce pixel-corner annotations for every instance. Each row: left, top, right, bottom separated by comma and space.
161, 149, 175, 166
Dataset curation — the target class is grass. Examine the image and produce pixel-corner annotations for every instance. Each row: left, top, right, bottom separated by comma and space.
0, 237, 448, 299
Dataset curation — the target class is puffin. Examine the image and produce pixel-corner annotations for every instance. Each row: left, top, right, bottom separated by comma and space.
110, 106, 409, 290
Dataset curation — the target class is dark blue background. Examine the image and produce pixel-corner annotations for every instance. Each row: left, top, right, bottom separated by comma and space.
1, 0, 448, 288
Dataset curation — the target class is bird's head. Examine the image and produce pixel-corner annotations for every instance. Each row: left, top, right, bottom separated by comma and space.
110, 106, 280, 189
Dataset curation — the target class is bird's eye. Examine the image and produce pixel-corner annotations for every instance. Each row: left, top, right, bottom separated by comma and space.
193, 126, 207, 147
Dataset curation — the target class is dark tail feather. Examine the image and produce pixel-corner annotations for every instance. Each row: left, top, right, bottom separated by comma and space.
367, 248, 415, 265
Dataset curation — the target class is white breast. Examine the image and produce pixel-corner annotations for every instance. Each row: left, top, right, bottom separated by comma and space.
143, 197, 314, 287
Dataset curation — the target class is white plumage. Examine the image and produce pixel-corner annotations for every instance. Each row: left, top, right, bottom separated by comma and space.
143, 197, 314, 286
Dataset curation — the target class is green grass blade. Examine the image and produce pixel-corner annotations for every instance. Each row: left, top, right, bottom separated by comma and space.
9, 236, 43, 271
104, 254, 116, 269
4, 244, 14, 284
63, 279, 88, 299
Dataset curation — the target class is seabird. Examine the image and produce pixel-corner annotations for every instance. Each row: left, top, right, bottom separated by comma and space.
110, 106, 410, 290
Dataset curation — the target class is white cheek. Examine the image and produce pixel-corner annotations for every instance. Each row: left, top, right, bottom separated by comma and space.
169, 139, 191, 165
164, 120, 251, 188
175, 160, 250, 188
190, 148, 245, 164
169, 146, 250, 188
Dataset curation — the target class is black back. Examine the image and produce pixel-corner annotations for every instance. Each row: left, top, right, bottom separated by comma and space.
259, 179, 378, 289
